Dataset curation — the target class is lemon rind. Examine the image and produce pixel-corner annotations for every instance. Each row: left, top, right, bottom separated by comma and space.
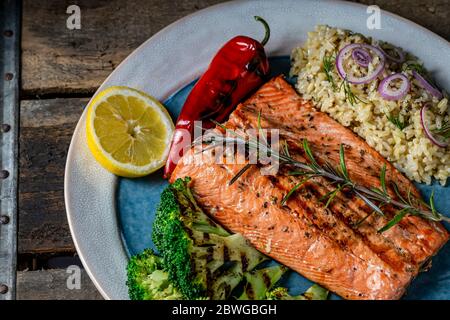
86, 86, 174, 178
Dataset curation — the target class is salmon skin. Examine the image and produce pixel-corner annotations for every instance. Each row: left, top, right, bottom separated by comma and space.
171, 76, 449, 300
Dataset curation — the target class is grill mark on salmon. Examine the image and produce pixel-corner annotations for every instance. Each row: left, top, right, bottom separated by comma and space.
271, 172, 417, 277
174, 162, 405, 299
285, 175, 421, 268
229, 80, 447, 259
233, 116, 443, 265
171, 76, 448, 299
284, 176, 412, 271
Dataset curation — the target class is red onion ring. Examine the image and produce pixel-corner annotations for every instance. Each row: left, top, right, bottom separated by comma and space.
377, 73, 410, 101
336, 43, 385, 84
412, 70, 443, 100
420, 104, 448, 148
351, 48, 371, 67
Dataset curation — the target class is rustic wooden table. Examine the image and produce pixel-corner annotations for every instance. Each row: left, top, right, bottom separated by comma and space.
16, 0, 450, 299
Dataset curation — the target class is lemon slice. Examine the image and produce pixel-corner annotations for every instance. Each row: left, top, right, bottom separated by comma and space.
86, 86, 174, 177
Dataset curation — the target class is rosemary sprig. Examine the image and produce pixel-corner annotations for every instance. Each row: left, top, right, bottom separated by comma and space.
339, 144, 349, 180
403, 62, 426, 75
283, 140, 291, 157
229, 163, 252, 186
257, 110, 267, 146
339, 78, 367, 106
429, 189, 440, 220
323, 51, 367, 105
281, 176, 312, 206
433, 120, 450, 140
380, 164, 387, 194
377, 208, 410, 233
391, 181, 407, 204
320, 183, 350, 208
386, 113, 406, 130
198, 126, 450, 232
323, 54, 337, 90
302, 139, 320, 170
229, 111, 264, 185
354, 203, 387, 227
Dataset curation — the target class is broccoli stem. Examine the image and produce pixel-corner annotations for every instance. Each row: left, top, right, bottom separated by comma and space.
126, 249, 183, 300
152, 177, 268, 300
266, 284, 329, 300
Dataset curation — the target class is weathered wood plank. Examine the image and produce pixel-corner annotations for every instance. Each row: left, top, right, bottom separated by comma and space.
21, 0, 226, 96
21, 0, 450, 96
17, 0, 450, 300
17, 269, 103, 300
356, 0, 450, 39
19, 98, 87, 254
18, 0, 450, 256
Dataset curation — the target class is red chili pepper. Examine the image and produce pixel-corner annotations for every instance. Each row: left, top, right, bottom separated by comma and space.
164, 16, 271, 178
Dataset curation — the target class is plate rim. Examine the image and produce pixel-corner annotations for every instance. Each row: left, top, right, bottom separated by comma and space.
64, 0, 450, 300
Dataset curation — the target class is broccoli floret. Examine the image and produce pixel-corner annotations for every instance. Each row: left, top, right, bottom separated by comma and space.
266, 287, 300, 300
238, 265, 288, 300
266, 284, 329, 300
153, 177, 268, 300
126, 248, 183, 300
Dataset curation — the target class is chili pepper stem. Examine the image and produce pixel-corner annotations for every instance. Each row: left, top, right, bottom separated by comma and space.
254, 16, 270, 46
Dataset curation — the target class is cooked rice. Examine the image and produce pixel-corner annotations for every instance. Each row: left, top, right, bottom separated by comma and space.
290, 25, 449, 185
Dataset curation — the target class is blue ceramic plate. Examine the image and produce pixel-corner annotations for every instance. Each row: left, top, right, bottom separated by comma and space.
65, 0, 450, 300
117, 57, 450, 300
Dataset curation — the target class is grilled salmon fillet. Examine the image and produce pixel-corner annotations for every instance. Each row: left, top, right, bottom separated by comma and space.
170, 76, 449, 300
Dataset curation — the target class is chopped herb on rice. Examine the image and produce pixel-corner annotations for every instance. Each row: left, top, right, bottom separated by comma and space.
290, 25, 449, 185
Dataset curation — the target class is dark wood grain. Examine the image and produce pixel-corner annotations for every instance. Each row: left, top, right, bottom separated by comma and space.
21, 0, 450, 96
17, 269, 103, 300
356, 0, 450, 41
19, 98, 87, 254
21, 0, 225, 96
